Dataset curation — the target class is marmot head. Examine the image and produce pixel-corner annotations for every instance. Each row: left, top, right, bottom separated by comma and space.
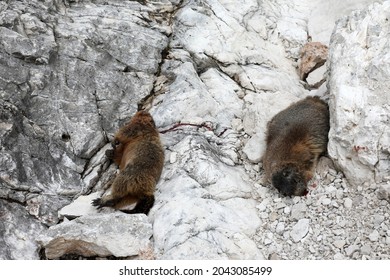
118, 110, 157, 139
271, 163, 308, 196
105, 110, 158, 166
128, 111, 156, 128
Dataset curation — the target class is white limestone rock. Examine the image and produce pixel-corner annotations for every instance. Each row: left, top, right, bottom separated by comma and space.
327, 1, 390, 187
38, 213, 152, 259
152, 135, 263, 259
307, 0, 385, 44
243, 133, 263, 163
290, 219, 310, 243
57, 192, 101, 219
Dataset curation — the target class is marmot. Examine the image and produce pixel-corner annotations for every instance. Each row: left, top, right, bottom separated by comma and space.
263, 96, 329, 196
92, 110, 164, 215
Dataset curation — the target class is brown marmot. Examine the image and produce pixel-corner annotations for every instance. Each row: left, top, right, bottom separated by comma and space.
263, 96, 329, 196
92, 110, 164, 214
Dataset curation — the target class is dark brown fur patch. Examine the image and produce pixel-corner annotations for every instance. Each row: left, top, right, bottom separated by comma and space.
263, 96, 329, 196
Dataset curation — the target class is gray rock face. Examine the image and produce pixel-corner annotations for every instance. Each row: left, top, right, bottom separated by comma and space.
1, 0, 389, 260
0, 200, 46, 260
1, 0, 170, 259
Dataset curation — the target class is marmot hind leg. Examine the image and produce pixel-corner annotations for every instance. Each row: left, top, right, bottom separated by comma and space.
92, 193, 138, 210
121, 195, 155, 215
92, 196, 120, 209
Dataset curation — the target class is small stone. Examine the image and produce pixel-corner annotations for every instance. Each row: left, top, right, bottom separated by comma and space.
169, 152, 178, 164
257, 198, 270, 211
325, 173, 335, 184
276, 222, 285, 235
284, 206, 291, 214
360, 244, 372, 255
334, 253, 345, 260
264, 239, 272, 245
256, 185, 270, 199
333, 239, 346, 249
327, 185, 337, 194
269, 253, 280, 260
275, 202, 286, 209
299, 42, 328, 81
345, 245, 360, 256
290, 219, 310, 243
344, 198, 353, 208
336, 189, 344, 199
269, 212, 278, 222
333, 229, 344, 236
377, 184, 390, 201
321, 198, 331, 205
373, 215, 385, 228
242, 134, 263, 163
368, 230, 379, 242
291, 203, 307, 220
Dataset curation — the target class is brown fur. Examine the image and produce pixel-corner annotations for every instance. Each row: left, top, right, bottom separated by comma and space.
263, 96, 329, 196
92, 111, 164, 214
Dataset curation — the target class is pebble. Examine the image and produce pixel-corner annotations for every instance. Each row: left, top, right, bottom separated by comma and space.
334, 253, 345, 260
373, 215, 384, 228
344, 198, 353, 208
321, 198, 332, 205
333, 229, 344, 236
377, 185, 390, 201
264, 238, 272, 245
291, 203, 307, 220
360, 244, 372, 255
260, 212, 269, 219
345, 245, 360, 256
275, 222, 285, 235
268, 253, 280, 260
269, 212, 278, 221
336, 189, 344, 199
169, 152, 178, 164
290, 219, 310, 243
368, 230, 379, 242
333, 239, 346, 249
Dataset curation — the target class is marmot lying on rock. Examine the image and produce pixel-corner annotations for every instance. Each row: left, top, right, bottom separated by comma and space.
263, 96, 330, 196
93, 111, 164, 215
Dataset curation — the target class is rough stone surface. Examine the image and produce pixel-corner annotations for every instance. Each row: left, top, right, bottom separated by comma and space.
327, 1, 390, 187
38, 213, 152, 259
0, 200, 46, 260
290, 219, 310, 243
1, 0, 389, 260
299, 42, 328, 81
57, 192, 101, 219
